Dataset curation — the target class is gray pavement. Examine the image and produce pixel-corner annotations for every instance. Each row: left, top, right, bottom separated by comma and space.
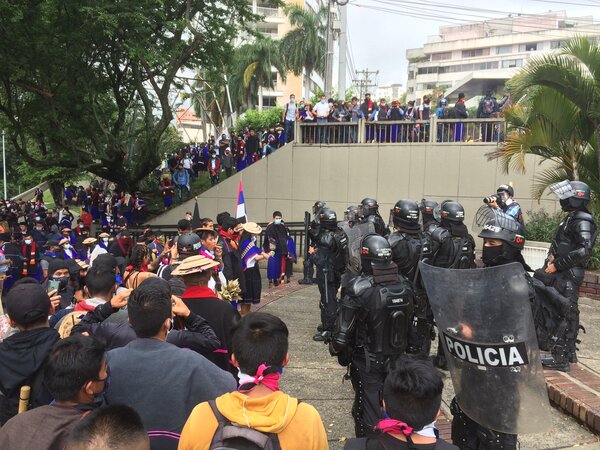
260, 285, 600, 450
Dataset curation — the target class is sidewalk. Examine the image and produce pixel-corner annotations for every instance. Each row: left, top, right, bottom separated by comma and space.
258, 285, 600, 450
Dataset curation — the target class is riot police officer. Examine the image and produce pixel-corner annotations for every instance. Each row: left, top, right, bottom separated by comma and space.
388, 199, 435, 355
536, 180, 597, 371
420, 198, 440, 235
431, 200, 476, 369
300, 200, 326, 285
450, 207, 528, 450
330, 234, 414, 437
312, 207, 348, 341
359, 197, 388, 237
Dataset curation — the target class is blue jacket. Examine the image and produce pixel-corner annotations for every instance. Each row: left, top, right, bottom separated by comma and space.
173, 169, 189, 186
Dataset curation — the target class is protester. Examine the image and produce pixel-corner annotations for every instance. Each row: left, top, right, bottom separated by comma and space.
173, 163, 191, 204
89, 232, 110, 266
175, 255, 240, 375
65, 404, 149, 450
264, 211, 295, 286
344, 357, 457, 449
477, 89, 499, 142
161, 173, 175, 210
179, 312, 328, 450
0, 282, 60, 424
0, 335, 108, 450
238, 222, 272, 316
221, 147, 234, 177
208, 150, 221, 186
105, 277, 236, 449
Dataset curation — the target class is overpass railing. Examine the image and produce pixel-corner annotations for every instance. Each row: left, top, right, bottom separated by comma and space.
296, 117, 505, 145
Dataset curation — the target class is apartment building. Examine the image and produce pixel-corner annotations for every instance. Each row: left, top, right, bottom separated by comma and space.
406, 11, 600, 103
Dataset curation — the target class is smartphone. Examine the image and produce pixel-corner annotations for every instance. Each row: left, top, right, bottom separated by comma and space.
47, 279, 60, 293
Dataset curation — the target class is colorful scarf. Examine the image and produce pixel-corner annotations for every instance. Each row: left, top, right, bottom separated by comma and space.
238, 364, 280, 393
240, 238, 260, 271
21, 241, 37, 275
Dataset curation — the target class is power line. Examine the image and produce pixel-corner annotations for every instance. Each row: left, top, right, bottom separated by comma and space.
352, 69, 379, 100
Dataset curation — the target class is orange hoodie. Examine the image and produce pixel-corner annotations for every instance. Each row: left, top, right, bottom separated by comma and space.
178, 391, 328, 450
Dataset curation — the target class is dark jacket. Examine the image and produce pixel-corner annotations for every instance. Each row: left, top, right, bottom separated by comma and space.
180, 285, 240, 377
263, 223, 291, 255
71, 301, 220, 354
106, 338, 236, 450
0, 327, 60, 424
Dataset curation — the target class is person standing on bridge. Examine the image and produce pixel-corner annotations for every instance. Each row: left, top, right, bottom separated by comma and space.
282, 94, 298, 143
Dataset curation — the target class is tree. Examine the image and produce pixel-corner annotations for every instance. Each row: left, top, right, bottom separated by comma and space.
500, 36, 600, 207
227, 37, 286, 111
0, 0, 256, 192
488, 87, 599, 208
280, 5, 327, 100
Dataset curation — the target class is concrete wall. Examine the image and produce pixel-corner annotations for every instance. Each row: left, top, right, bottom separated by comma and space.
148, 142, 559, 226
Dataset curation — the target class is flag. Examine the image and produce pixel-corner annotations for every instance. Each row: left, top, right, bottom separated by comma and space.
235, 180, 247, 221
191, 197, 201, 229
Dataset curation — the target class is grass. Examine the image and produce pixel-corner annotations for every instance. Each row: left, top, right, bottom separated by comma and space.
143, 170, 233, 220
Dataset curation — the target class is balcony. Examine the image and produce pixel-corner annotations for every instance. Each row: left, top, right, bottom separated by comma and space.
257, 6, 281, 17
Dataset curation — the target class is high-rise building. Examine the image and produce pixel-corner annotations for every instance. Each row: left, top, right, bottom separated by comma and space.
405, 11, 600, 102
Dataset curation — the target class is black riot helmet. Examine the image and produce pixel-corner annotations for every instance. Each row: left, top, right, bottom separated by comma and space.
318, 207, 338, 230
419, 199, 438, 216
550, 180, 591, 211
475, 206, 525, 267
439, 201, 465, 223
344, 205, 359, 224
313, 200, 326, 215
177, 232, 202, 257
360, 234, 393, 274
391, 199, 420, 231
360, 197, 379, 217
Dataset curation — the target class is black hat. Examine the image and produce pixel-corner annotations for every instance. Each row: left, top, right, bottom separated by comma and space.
5, 283, 51, 325
44, 240, 59, 249
48, 259, 69, 277
458, 92, 466, 99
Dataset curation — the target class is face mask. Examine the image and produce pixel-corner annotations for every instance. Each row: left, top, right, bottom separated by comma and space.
24, 239, 32, 245
290, 98, 295, 103
36, 226, 42, 231
321, 99, 326, 104
79, 225, 84, 229
92, 369, 111, 406
481, 245, 504, 266
52, 275, 69, 291
64, 244, 71, 250
274, 219, 282, 225
115, 274, 122, 285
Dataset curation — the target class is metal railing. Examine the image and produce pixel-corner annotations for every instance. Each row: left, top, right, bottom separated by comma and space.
296, 117, 506, 145
257, 6, 281, 17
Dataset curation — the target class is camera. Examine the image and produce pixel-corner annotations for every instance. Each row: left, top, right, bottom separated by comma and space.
483, 195, 499, 204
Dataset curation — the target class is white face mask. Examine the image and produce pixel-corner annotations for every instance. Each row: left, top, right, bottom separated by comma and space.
25, 239, 32, 245
103, 238, 109, 243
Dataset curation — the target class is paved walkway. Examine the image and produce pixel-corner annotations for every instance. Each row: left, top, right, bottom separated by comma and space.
258, 284, 600, 450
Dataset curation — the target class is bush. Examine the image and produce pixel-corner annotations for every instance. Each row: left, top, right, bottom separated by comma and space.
525, 208, 600, 270
234, 108, 283, 134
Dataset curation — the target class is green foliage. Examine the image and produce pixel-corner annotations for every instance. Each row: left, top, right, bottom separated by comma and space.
525, 208, 600, 270
234, 108, 284, 133
0, 0, 256, 191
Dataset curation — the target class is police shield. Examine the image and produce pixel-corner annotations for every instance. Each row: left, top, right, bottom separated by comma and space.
339, 221, 375, 274
419, 261, 552, 434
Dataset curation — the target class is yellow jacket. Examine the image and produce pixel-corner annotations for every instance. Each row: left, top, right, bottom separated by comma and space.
178, 391, 329, 450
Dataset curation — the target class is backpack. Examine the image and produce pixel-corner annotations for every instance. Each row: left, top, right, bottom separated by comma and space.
442, 107, 456, 119
482, 97, 495, 116
207, 399, 282, 450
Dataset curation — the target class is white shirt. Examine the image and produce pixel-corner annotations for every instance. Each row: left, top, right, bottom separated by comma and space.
313, 101, 330, 118
182, 158, 192, 170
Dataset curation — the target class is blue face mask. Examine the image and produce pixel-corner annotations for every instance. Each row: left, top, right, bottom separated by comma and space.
274, 219, 282, 225
115, 274, 122, 285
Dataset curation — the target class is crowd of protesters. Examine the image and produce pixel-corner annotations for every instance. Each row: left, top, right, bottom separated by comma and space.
0, 198, 457, 449
295, 90, 509, 144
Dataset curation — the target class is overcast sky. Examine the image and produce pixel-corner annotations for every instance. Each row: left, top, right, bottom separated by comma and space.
345, 0, 599, 87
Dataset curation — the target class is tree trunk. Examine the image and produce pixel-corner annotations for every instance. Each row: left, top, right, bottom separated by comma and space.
48, 181, 65, 208
304, 71, 311, 100
258, 86, 264, 111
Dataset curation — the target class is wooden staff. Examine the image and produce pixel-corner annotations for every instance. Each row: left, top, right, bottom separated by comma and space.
18, 386, 31, 414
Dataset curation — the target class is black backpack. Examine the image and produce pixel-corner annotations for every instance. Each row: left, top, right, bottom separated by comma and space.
207, 400, 282, 450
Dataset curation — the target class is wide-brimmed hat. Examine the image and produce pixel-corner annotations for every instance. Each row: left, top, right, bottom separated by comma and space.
75, 259, 89, 270
171, 255, 220, 276
83, 237, 97, 245
58, 238, 70, 246
193, 227, 218, 237
241, 222, 262, 235
99, 232, 110, 238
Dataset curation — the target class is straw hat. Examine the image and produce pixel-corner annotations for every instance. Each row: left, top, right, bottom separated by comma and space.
58, 238, 70, 246
171, 255, 220, 276
83, 237, 97, 245
241, 222, 262, 235
61, 228, 72, 233
99, 232, 110, 238
75, 259, 89, 270
193, 227, 218, 236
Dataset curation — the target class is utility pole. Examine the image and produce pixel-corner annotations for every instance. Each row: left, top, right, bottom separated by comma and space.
353, 68, 379, 100
337, 4, 347, 100
323, 0, 334, 98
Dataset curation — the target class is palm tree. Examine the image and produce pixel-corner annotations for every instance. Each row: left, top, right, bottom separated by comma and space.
280, 5, 327, 100
488, 87, 599, 207
504, 36, 600, 201
228, 37, 286, 111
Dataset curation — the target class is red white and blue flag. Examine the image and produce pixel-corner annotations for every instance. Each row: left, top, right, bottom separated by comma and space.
235, 180, 247, 220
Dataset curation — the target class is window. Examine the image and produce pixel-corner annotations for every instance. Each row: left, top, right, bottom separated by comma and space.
518, 43, 539, 52
461, 48, 488, 58
262, 96, 278, 107
417, 66, 439, 75
431, 52, 452, 61
408, 71, 415, 80
550, 40, 564, 49
408, 87, 414, 94
496, 45, 512, 55
501, 59, 523, 68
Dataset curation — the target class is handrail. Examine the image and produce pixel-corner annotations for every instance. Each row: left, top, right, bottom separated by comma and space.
295, 117, 506, 145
